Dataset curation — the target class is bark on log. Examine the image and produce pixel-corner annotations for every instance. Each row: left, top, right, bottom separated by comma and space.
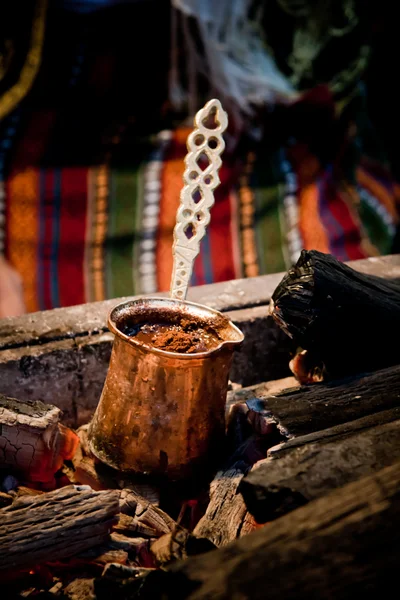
270, 249, 400, 380
0, 394, 78, 484
0, 485, 120, 574
233, 363, 400, 438
133, 461, 400, 599
240, 407, 400, 522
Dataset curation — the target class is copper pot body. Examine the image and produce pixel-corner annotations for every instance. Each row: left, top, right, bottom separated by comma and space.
88, 297, 244, 480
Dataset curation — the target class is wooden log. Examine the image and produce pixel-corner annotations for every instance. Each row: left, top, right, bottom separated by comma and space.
113, 513, 158, 539
132, 461, 400, 599
107, 532, 155, 567
52, 532, 157, 572
0, 485, 120, 574
193, 463, 257, 547
108, 533, 156, 569
240, 407, 400, 522
63, 578, 96, 600
230, 363, 400, 439
270, 249, 400, 380
151, 528, 215, 568
0, 394, 78, 484
191, 432, 267, 549
119, 489, 176, 536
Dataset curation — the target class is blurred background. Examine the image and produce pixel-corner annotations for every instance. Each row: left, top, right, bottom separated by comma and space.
0, 0, 398, 318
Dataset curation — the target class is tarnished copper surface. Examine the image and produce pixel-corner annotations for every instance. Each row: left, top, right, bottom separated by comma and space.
88, 298, 244, 480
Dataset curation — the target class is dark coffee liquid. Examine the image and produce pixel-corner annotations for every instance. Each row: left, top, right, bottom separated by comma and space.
121, 320, 222, 353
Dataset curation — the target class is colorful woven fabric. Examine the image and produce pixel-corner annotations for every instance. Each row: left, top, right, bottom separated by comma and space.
0, 2, 399, 313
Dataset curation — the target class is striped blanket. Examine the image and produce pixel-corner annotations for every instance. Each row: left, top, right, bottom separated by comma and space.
2, 117, 398, 313
0, 1, 399, 312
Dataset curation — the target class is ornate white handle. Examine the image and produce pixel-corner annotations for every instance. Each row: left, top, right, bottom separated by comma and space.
170, 99, 228, 300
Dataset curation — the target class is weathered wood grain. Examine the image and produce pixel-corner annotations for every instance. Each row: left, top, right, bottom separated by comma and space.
137, 461, 400, 599
271, 250, 400, 380
230, 363, 400, 439
193, 464, 257, 547
240, 407, 400, 522
0, 485, 120, 574
119, 489, 176, 536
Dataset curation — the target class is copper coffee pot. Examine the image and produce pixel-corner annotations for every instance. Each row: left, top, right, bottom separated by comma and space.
88, 297, 243, 480
88, 99, 244, 479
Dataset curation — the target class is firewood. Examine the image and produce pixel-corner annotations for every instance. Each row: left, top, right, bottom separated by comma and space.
0, 395, 78, 484
191, 434, 266, 549
108, 533, 156, 569
270, 249, 400, 381
0, 485, 119, 575
113, 513, 158, 538
151, 528, 215, 567
121, 482, 159, 507
240, 407, 400, 522
108, 532, 149, 552
63, 578, 96, 600
130, 460, 400, 599
193, 464, 257, 547
49, 533, 154, 578
230, 363, 400, 439
119, 489, 175, 535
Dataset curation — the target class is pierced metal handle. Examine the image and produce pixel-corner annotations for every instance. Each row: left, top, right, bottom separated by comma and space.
170, 99, 228, 300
